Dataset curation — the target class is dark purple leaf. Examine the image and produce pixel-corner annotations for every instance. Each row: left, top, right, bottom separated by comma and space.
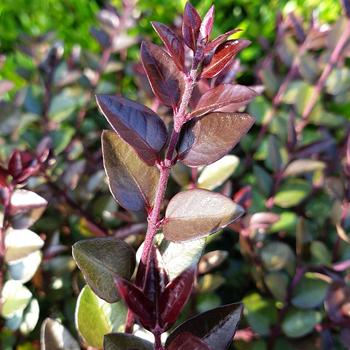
178, 112, 255, 167
182, 2, 202, 50
90, 27, 111, 48
8, 150, 23, 178
115, 277, 155, 330
191, 84, 257, 118
104, 333, 153, 350
166, 303, 243, 349
167, 332, 211, 350
152, 22, 185, 72
0, 166, 8, 187
159, 267, 196, 330
141, 41, 185, 107
342, 0, 350, 18
96, 94, 168, 165
199, 6, 215, 43
205, 29, 241, 54
325, 282, 350, 324
202, 40, 250, 78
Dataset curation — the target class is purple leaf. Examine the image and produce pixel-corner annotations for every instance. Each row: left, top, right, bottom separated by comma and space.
115, 277, 155, 330
141, 41, 185, 107
199, 6, 215, 43
96, 94, 168, 165
104, 333, 153, 350
163, 189, 244, 242
0, 166, 8, 187
178, 112, 255, 167
159, 267, 196, 330
202, 40, 250, 78
191, 84, 257, 118
182, 2, 202, 50
166, 303, 243, 349
205, 29, 241, 54
152, 22, 185, 72
167, 332, 211, 350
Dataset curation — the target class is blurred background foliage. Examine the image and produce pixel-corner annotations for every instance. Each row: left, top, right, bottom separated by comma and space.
1, 0, 350, 349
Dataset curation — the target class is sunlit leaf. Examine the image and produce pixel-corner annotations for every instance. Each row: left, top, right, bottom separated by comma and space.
283, 159, 325, 177
8, 250, 42, 283
274, 179, 311, 208
20, 298, 40, 335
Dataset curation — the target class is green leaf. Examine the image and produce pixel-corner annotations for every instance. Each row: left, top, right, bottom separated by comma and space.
49, 127, 75, 155
197, 155, 239, 190
283, 159, 325, 177
264, 272, 289, 301
274, 179, 311, 208
163, 189, 244, 241
4, 228, 44, 262
1, 281, 32, 318
40, 318, 80, 350
282, 309, 321, 338
291, 274, 329, 309
75, 285, 127, 349
102, 130, 160, 212
72, 237, 136, 303
104, 333, 153, 350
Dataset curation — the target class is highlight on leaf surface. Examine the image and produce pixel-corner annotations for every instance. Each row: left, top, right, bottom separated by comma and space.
178, 112, 255, 167
96, 94, 168, 165
72, 237, 136, 303
182, 2, 201, 51
163, 189, 244, 242
167, 332, 211, 350
104, 333, 153, 350
102, 130, 160, 212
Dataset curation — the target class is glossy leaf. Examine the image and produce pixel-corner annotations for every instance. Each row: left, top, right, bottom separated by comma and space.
151, 22, 185, 71
160, 267, 196, 330
167, 332, 211, 350
104, 333, 153, 350
141, 41, 185, 107
96, 95, 168, 165
199, 5, 214, 43
102, 130, 160, 212
191, 84, 257, 118
75, 285, 126, 349
4, 228, 44, 262
166, 303, 243, 349
182, 2, 201, 50
197, 155, 239, 190
163, 189, 244, 242
20, 298, 40, 335
8, 250, 42, 283
178, 112, 255, 167
205, 29, 240, 53
40, 318, 80, 350
202, 40, 250, 78
72, 237, 136, 303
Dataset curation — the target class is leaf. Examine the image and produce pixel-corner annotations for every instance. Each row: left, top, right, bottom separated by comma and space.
324, 282, 350, 323
158, 234, 205, 280
167, 332, 211, 350
182, 2, 201, 50
10, 189, 47, 229
264, 272, 288, 301
1, 281, 32, 318
20, 298, 40, 334
205, 29, 241, 53
72, 237, 136, 303
282, 309, 321, 338
40, 318, 80, 350
8, 250, 42, 283
199, 5, 215, 42
202, 40, 250, 78
4, 228, 44, 262
163, 189, 244, 242
102, 130, 160, 212
166, 303, 243, 349
283, 159, 325, 177
198, 250, 229, 274
191, 84, 257, 118
75, 285, 127, 349
198, 155, 239, 190
159, 267, 196, 330
104, 333, 153, 350
274, 179, 311, 208
178, 112, 255, 167
96, 95, 168, 165
291, 274, 329, 309
140, 41, 185, 107
152, 22, 185, 71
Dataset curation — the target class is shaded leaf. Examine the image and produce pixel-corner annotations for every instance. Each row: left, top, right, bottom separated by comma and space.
40, 318, 80, 350
72, 237, 136, 303
166, 303, 243, 349
202, 40, 250, 78
178, 112, 255, 167
163, 189, 244, 241
265, 272, 288, 301
141, 41, 185, 107
96, 95, 168, 165
75, 285, 126, 349
104, 333, 153, 350
191, 84, 257, 118
102, 130, 160, 212
325, 282, 350, 323
167, 332, 211, 350
152, 22, 185, 71
182, 2, 201, 50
